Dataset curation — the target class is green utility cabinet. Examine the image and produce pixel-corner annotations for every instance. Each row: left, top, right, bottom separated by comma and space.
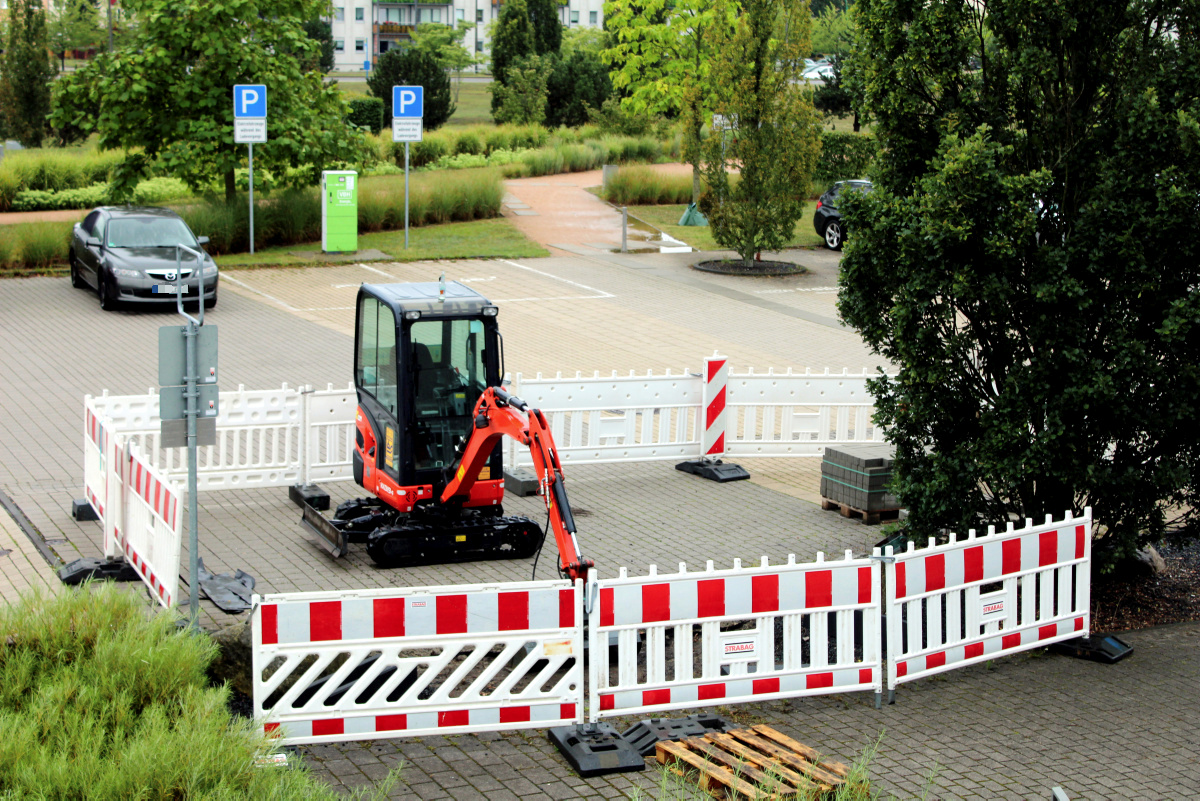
322, 170, 358, 253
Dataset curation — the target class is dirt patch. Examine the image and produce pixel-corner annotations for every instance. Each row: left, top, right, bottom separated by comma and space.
693, 259, 808, 276
1092, 539, 1200, 631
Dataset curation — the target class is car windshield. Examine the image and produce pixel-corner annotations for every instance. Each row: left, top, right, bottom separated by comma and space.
106, 217, 197, 248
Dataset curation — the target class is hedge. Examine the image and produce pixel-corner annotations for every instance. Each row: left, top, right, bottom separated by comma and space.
814, 132, 878, 187
348, 97, 385, 135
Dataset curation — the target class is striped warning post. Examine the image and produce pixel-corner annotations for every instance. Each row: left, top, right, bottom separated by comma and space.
886, 509, 1092, 692
702, 354, 730, 457
589, 553, 883, 721
252, 579, 585, 746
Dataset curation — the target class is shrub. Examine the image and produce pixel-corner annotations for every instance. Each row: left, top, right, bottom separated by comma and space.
485, 129, 512, 154
0, 148, 125, 209
813, 131, 877, 187
403, 134, 450, 168
367, 48, 455, 129
453, 130, 484, 155
347, 97, 385, 135
603, 166, 693, 205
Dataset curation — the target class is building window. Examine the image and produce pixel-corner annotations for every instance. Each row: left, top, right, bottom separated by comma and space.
570, 9, 578, 23
379, 41, 390, 52
456, 8, 464, 20
589, 10, 597, 24
355, 7, 364, 20
476, 8, 483, 21
475, 39, 483, 52
334, 39, 345, 52
418, 7, 442, 23
385, 7, 400, 21
355, 39, 365, 51
334, 6, 345, 21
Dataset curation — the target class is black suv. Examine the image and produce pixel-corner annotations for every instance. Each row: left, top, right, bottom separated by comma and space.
812, 180, 873, 250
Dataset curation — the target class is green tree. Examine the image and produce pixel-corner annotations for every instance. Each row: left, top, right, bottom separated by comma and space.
51, 0, 366, 201
409, 22, 480, 105
490, 54, 551, 125
302, 18, 335, 73
0, 0, 56, 148
545, 49, 611, 128
47, 0, 101, 71
526, 0, 562, 56
603, 0, 737, 204
698, 0, 820, 263
560, 26, 605, 57
839, 0, 1200, 568
809, 3, 852, 57
812, 55, 859, 131
366, 48, 456, 129
488, 0, 536, 114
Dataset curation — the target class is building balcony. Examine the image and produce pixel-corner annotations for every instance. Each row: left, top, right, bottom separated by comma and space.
376, 22, 416, 33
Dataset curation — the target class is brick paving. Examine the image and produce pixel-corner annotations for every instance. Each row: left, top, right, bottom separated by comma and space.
1, 241, 1198, 797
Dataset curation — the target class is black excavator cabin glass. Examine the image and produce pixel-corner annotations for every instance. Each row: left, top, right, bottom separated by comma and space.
356, 296, 400, 423
409, 318, 487, 471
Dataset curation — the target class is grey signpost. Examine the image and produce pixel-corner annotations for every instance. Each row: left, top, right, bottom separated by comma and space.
159, 245, 218, 629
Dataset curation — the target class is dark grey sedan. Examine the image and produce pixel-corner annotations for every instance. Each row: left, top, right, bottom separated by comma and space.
69, 207, 219, 311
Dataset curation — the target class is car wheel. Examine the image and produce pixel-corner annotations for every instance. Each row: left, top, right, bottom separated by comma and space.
98, 273, 118, 311
69, 252, 86, 289
824, 220, 844, 250
204, 285, 218, 310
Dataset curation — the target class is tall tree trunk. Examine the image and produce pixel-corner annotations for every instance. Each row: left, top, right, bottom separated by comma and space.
224, 168, 236, 203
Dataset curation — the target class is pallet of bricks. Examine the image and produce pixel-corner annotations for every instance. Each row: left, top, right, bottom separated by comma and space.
656, 724, 854, 799
820, 444, 901, 524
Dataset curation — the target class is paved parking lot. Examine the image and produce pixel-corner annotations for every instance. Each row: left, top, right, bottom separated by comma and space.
1, 247, 1197, 799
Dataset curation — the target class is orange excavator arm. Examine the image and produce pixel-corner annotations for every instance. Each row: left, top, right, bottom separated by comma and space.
440, 386, 593, 581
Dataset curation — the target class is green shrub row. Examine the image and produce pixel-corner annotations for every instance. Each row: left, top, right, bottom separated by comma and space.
348, 97, 385, 135
0, 148, 127, 210
814, 131, 878, 186
0, 222, 72, 271
394, 124, 552, 168
601, 166, 747, 205
10, 177, 193, 212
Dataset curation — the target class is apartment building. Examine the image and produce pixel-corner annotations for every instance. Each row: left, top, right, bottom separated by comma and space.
326, 0, 605, 72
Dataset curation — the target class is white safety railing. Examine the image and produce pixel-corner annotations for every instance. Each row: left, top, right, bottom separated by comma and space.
83, 399, 111, 526
252, 578, 584, 745
300, 383, 359, 484
884, 509, 1092, 694
114, 440, 185, 608
588, 553, 883, 721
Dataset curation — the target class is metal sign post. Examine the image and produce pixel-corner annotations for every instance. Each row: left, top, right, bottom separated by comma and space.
391, 85, 425, 250
233, 85, 268, 255
160, 244, 219, 630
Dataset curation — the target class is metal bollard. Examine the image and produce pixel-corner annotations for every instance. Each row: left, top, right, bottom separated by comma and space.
621, 206, 628, 252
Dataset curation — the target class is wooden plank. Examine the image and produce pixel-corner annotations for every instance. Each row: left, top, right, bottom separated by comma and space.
656, 740, 764, 800
727, 729, 843, 788
682, 737, 797, 797
751, 726, 850, 778
703, 732, 816, 791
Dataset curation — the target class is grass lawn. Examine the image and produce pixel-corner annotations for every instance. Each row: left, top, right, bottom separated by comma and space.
446, 81, 492, 126
218, 217, 548, 268
629, 202, 825, 252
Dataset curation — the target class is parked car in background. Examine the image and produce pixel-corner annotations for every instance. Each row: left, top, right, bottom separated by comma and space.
69, 207, 219, 311
812, 180, 874, 250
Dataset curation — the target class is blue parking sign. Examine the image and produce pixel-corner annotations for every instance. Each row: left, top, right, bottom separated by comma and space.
392, 86, 424, 118
233, 85, 267, 118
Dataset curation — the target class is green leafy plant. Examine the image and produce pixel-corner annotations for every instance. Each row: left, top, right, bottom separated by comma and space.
367, 48, 456, 129
490, 54, 553, 126
347, 97, 385, 135
0, 0, 56, 148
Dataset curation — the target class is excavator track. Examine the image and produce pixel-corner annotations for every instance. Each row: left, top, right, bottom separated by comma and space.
365, 514, 543, 568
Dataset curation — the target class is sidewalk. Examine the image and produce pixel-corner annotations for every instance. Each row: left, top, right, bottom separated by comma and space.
0, 493, 60, 605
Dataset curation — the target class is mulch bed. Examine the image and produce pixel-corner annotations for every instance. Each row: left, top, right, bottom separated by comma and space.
693, 259, 807, 276
1091, 539, 1200, 631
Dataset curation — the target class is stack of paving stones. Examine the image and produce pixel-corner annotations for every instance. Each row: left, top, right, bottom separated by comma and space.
820, 444, 900, 516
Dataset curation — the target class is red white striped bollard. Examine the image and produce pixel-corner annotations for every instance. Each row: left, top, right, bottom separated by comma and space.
675, 352, 750, 482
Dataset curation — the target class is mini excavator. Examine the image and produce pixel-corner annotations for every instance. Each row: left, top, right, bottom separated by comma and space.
299, 280, 593, 581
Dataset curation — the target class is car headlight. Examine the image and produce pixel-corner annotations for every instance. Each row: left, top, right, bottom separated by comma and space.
111, 267, 141, 279
203, 264, 218, 277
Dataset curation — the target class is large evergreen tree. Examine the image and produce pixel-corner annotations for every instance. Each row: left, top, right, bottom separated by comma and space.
525, 0, 562, 56
366, 48, 456, 129
488, 0, 536, 115
0, 0, 56, 148
839, 0, 1200, 568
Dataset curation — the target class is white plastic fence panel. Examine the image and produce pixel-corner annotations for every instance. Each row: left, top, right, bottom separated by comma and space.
83, 398, 116, 558
508, 370, 704, 466
725, 369, 889, 457
885, 509, 1092, 692
589, 552, 883, 722
302, 383, 358, 484
116, 440, 185, 608
252, 578, 584, 746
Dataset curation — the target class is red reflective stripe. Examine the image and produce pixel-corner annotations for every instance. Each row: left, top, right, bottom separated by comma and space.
1039, 531, 1057, 567
558, 588, 574, 628
1038, 624, 1059, 641
312, 719, 343, 736
264, 722, 280, 734
706, 432, 725, 455
705, 392, 726, 430
965, 642, 983, 660
895, 562, 907, 598
560, 703, 575, 720
497, 591, 529, 631
698, 683, 725, 700
706, 359, 725, 383
1002, 538, 1022, 574
805, 673, 833, 690
925, 651, 946, 670
436, 594, 467, 634
600, 694, 615, 711
858, 668, 873, 684
642, 583, 670, 623
1075, 525, 1085, 559
500, 706, 531, 724
805, 570, 832, 608
752, 574, 779, 613
753, 678, 780, 695
600, 588, 614, 627
925, 554, 945, 592
697, 579, 725, 618
964, 546, 983, 583
376, 714, 406, 731
896, 662, 907, 678
642, 689, 670, 706
857, 567, 871, 604
1002, 632, 1021, 649
439, 710, 469, 727
1074, 617, 1084, 631
373, 598, 405, 638
309, 601, 342, 641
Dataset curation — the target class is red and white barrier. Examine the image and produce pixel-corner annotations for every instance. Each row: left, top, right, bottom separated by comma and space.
884, 509, 1091, 694
83, 401, 111, 535
252, 578, 584, 745
702, 354, 730, 458
588, 553, 883, 721
114, 441, 184, 608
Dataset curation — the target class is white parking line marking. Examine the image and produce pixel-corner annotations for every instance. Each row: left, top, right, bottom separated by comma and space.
359, 264, 394, 277
755, 287, 840, 294
460, 276, 497, 283
220, 275, 298, 310
493, 259, 614, 302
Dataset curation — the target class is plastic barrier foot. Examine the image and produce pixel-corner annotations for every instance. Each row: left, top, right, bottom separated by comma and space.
58, 557, 140, 585
675, 458, 751, 483
1049, 634, 1133, 664
548, 723, 645, 778
621, 715, 733, 757
289, 483, 330, 512
71, 499, 100, 521
504, 467, 540, 497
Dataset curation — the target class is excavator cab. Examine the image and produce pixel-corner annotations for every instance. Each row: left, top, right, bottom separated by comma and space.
353, 281, 504, 507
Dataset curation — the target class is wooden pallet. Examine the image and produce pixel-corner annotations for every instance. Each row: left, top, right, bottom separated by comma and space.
655, 724, 851, 799
820, 498, 900, 525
